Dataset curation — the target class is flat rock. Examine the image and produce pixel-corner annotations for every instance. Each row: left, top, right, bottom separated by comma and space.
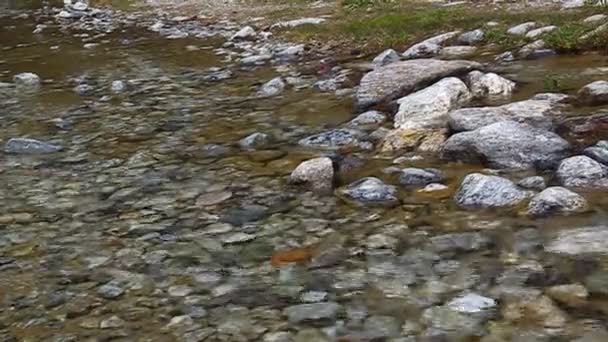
289, 157, 334, 193
466, 71, 515, 99
372, 49, 400, 67
4, 138, 63, 154
399, 168, 443, 187
284, 302, 342, 324
578, 80, 608, 105
583, 14, 608, 25
257, 77, 285, 97
448, 97, 561, 132
545, 225, 608, 255
525, 25, 557, 39
441, 121, 570, 170
507, 22, 537, 35
431, 232, 491, 253
394, 77, 471, 130
355, 59, 481, 110
454, 173, 529, 209
447, 293, 496, 313
527, 186, 588, 217
347, 110, 386, 127
298, 128, 371, 150
338, 177, 398, 206
556, 155, 608, 188
271, 18, 326, 29
403, 31, 460, 59
439, 46, 477, 58
457, 29, 485, 45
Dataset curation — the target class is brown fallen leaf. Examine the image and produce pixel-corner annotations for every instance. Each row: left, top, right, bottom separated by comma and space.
270, 247, 313, 267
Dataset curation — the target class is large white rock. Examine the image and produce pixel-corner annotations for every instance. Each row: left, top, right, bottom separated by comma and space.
394, 77, 471, 130
556, 155, 608, 188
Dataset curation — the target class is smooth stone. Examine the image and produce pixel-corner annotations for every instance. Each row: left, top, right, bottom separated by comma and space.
339, 177, 398, 206
584, 14, 608, 25
271, 17, 326, 29
465, 71, 516, 99
442, 121, 570, 170
439, 46, 477, 58
196, 191, 233, 206
584, 141, 608, 164
456, 29, 485, 45
372, 49, 400, 67
111, 80, 127, 93
454, 173, 528, 209
347, 110, 386, 127
447, 293, 496, 313
258, 77, 285, 97
4, 138, 63, 154
546, 284, 588, 307
355, 59, 481, 110
402, 31, 461, 59
97, 284, 125, 299
525, 25, 557, 39
284, 302, 342, 324
13, 72, 41, 86
231, 26, 256, 40
241, 54, 272, 65
289, 157, 334, 193
239, 132, 271, 150
527, 186, 588, 217
399, 168, 443, 187
517, 176, 546, 190
394, 77, 471, 130
507, 22, 537, 35
556, 155, 608, 188
298, 128, 371, 150
578, 80, 608, 105
431, 232, 491, 253
545, 225, 608, 255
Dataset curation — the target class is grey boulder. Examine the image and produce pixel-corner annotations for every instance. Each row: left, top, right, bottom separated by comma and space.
454, 173, 529, 209
556, 155, 608, 188
583, 141, 608, 164
456, 29, 485, 45
399, 168, 443, 187
578, 80, 608, 105
528, 186, 588, 217
465, 71, 515, 99
372, 49, 400, 67
441, 121, 570, 170
394, 77, 471, 130
518, 176, 547, 191
355, 59, 481, 110
339, 177, 399, 206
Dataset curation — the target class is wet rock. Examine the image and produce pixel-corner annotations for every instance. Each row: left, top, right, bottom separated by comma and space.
431, 232, 491, 253
363, 315, 401, 339
241, 54, 272, 65
289, 157, 334, 193
100, 316, 125, 329
257, 77, 285, 97
447, 293, 496, 313
271, 17, 326, 29
525, 25, 557, 39
454, 173, 528, 209
465, 71, 516, 99
546, 284, 588, 308
441, 121, 570, 169
496, 51, 515, 62
298, 129, 371, 150
196, 191, 232, 206
519, 40, 555, 59
507, 22, 537, 35
556, 155, 608, 188
74, 83, 94, 96
421, 298, 495, 339
439, 46, 477, 58
221, 232, 256, 244
457, 29, 485, 45
528, 187, 588, 217
372, 49, 400, 67
239, 132, 271, 150
263, 331, 293, 342
347, 110, 386, 127
204, 68, 233, 81
200, 144, 230, 158
97, 283, 124, 299
584, 14, 608, 25
355, 59, 481, 110
4, 138, 63, 154
394, 77, 471, 130
338, 177, 398, 206
378, 128, 447, 153
13, 72, 41, 87
502, 295, 567, 328
578, 80, 608, 105
231, 26, 256, 40
448, 100, 562, 132
518, 176, 547, 190
583, 141, 608, 164
402, 31, 460, 59
545, 225, 608, 255
284, 302, 342, 324
221, 204, 268, 226
419, 183, 449, 193
111, 80, 127, 93
399, 168, 443, 187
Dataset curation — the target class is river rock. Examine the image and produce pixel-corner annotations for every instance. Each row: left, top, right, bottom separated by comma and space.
518, 176, 547, 190
519, 40, 555, 59
231, 26, 256, 40
378, 128, 447, 153
439, 46, 477, 58
284, 302, 342, 324
241, 54, 272, 65
466, 71, 516, 99
347, 110, 386, 127
528, 187, 588, 217
4, 138, 63, 154
584, 14, 608, 25
97, 283, 124, 299
356, 59, 481, 110
545, 225, 608, 255
507, 22, 537, 35
578, 80, 608, 105
555, 155, 608, 188
441, 121, 570, 170
372, 49, 400, 67
448, 97, 561, 132
421, 297, 496, 339
298, 129, 371, 150
456, 29, 485, 45
111, 80, 127, 93
583, 141, 608, 164
13, 72, 41, 87
581, 22, 608, 40
447, 293, 496, 313
454, 173, 528, 209
271, 17, 326, 29
394, 77, 471, 130
431, 232, 491, 253
289, 157, 334, 193
525, 25, 557, 39
239, 132, 271, 150
339, 177, 398, 206
257, 77, 285, 97
546, 284, 588, 308
399, 168, 443, 187
562, 0, 585, 8
403, 31, 460, 59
